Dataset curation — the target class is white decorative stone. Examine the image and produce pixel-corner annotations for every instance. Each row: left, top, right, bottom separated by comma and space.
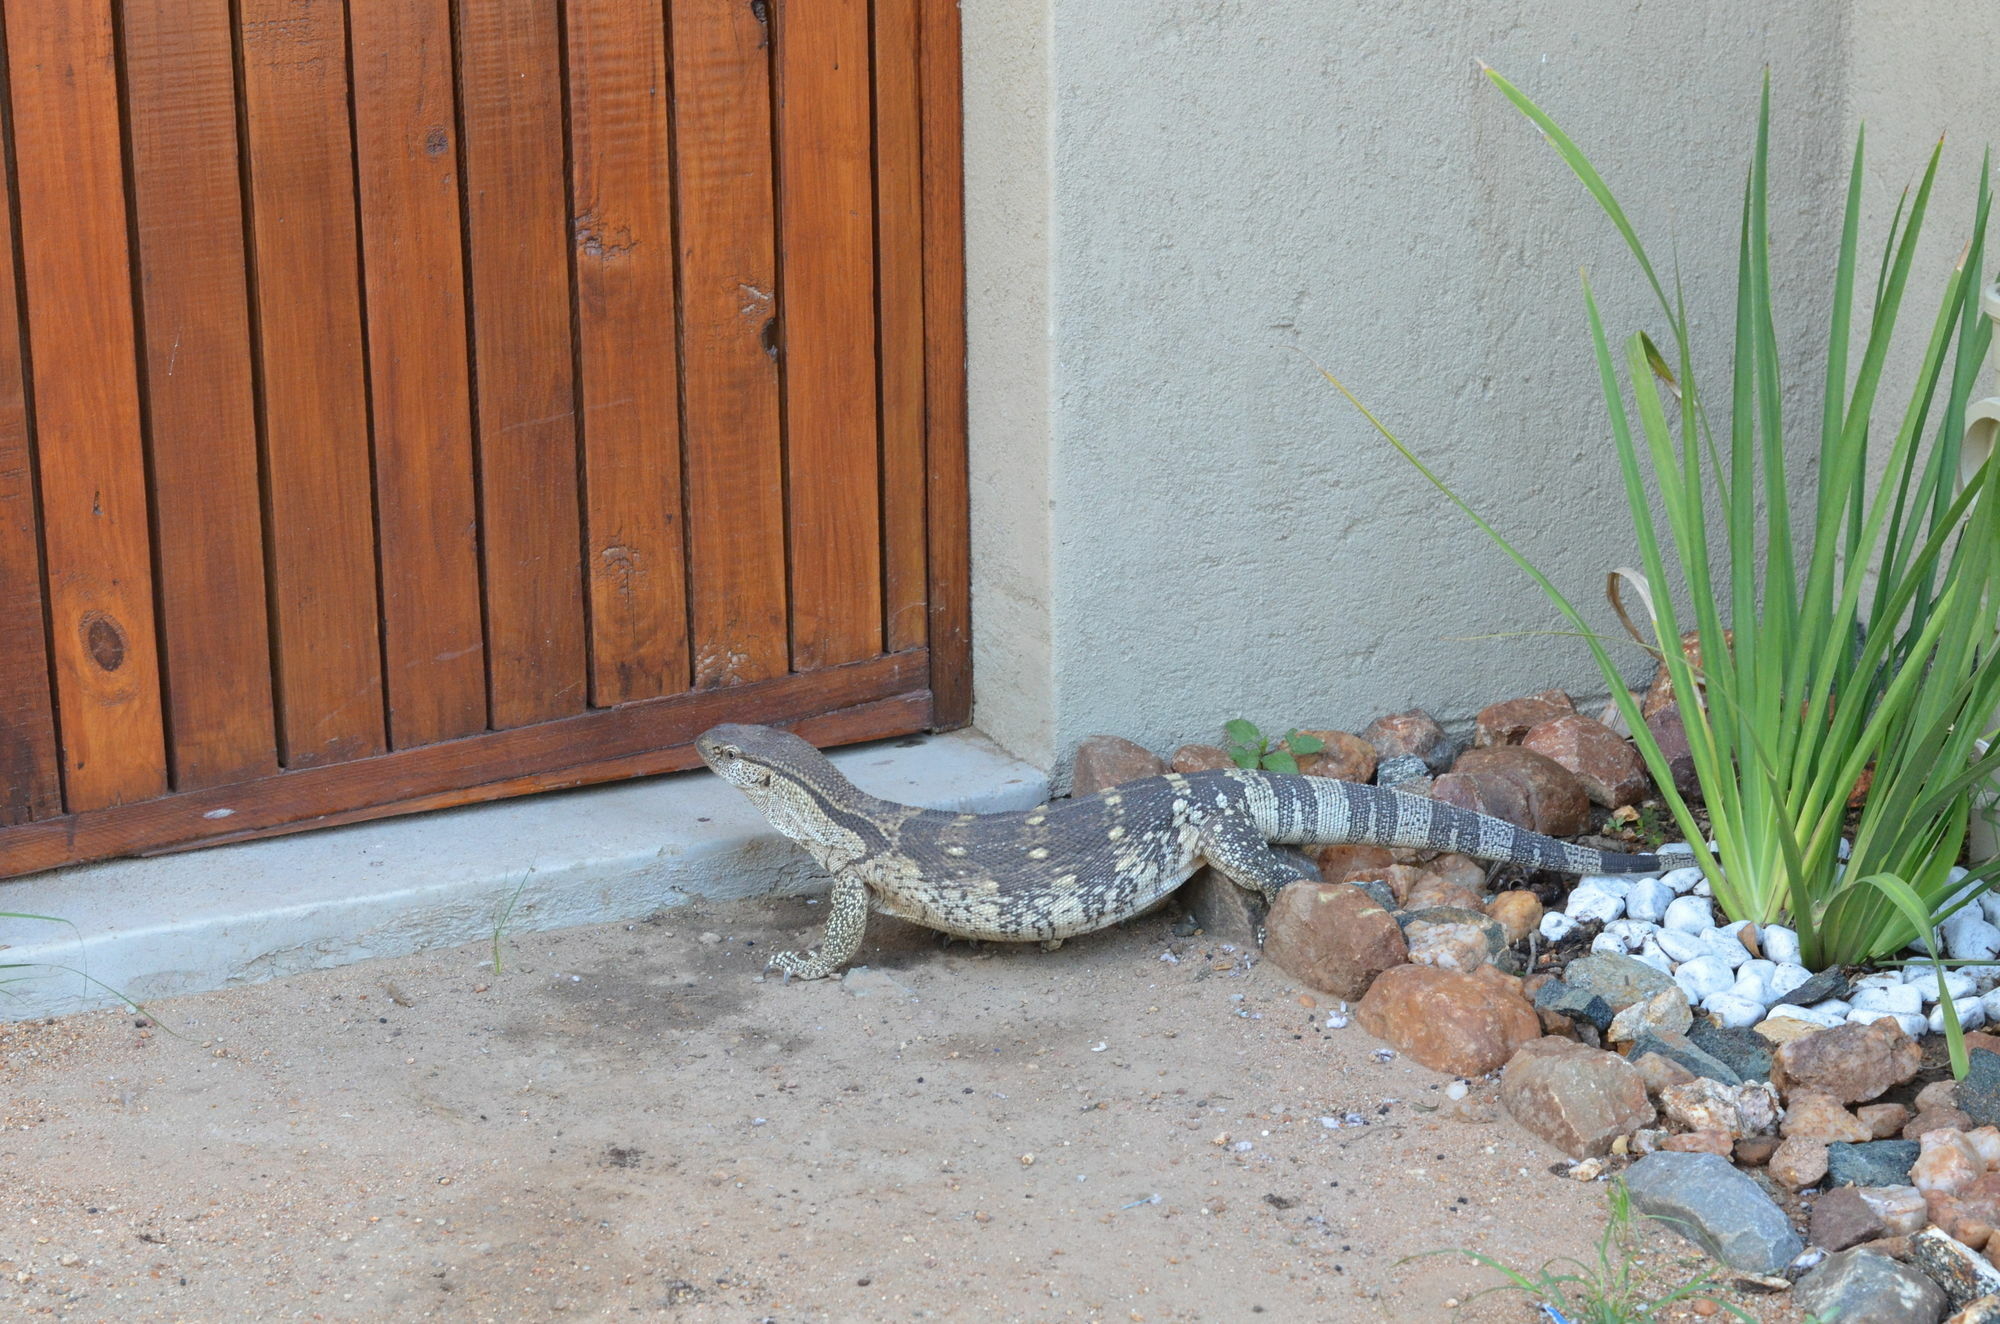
1655, 929, 1706, 963
1767, 963, 1813, 1000
1811, 999, 1853, 1019
1590, 931, 1629, 956
1968, 964, 2000, 993
1602, 918, 1659, 951
1980, 893, 2000, 928
1979, 987, 2000, 1024
1624, 878, 1674, 924
1946, 911, 2000, 962
1662, 895, 1714, 934
1852, 983, 1923, 1016
1766, 1002, 1845, 1028
1575, 875, 1636, 896
1697, 928, 1751, 970
1761, 925, 1801, 966
1916, 970, 1978, 1005
1564, 879, 1627, 925
1853, 972, 1907, 993
1538, 911, 1579, 942
1703, 992, 1768, 1029
1673, 953, 1736, 1003
1729, 959, 1778, 1007
1659, 866, 1705, 896
1693, 877, 1712, 898
1932, 1000, 1989, 1035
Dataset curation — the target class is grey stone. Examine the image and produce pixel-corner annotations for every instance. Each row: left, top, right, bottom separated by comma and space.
1911, 1227, 2000, 1312
1561, 952, 1677, 1013
1955, 1049, 2000, 1129
1948, 1294, 2000, 1323
1374, 753, 1431, 787
1826, 1139, 1922, 1188
1179, 866, 1267, 944
1688, 1021, 1773, 1082
1350, 878, 1397, 912
1794, 1248, 1947, 1324
1629, 1028, 1744, 1086
1535, 978, 1616, 1032
1775, 968, 1854, 1009
1623, 1151, 1804, 1275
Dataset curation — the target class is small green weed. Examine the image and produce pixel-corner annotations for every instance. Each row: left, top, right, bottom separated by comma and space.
1, 910, 166, 1028
1223, 720, 1323, 775
1408, 1179, 1754, 1323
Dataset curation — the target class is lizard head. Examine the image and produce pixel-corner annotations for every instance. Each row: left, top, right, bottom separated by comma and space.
696, 722, 860, 803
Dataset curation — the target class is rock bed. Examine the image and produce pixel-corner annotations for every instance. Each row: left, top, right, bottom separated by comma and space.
1073, 683, 2000, 1323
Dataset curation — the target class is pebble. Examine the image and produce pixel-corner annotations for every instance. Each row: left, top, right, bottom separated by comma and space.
1538, 911, 1580, 942
1854, 983, 1925, 1016
1564, 878, 1628, 925
1847, 1007, 1930, 1040
1672, 953, 1736, 1003
1702, 993, 1768, 1030
1654, 929, 1707, 963
1659, 865, 1705, 895
1662, 895, 1715, 934
1624, 878, 1675, 924
1696, 927, 1753, 970
1762, 925, 1802, 965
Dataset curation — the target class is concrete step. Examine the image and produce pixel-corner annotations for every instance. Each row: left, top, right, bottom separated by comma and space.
0, 730, 1047, 1021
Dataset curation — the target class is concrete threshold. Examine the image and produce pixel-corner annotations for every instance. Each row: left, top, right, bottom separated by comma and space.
0, 730, 1048, 1021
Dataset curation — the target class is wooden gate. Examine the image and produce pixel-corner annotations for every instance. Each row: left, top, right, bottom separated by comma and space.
0, 0, 967, 878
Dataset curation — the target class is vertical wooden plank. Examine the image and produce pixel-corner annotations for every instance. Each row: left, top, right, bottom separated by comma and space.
0, 64, 59, 824
237, 0, 386, 767
772, 0, 882, 670
920, 0, 970, 727
123, 0, 278, 789
4, 0, 168, 810
565, 0, 690, 704
456, 0, 586, 727
349, 0, 487, 746
874, 0, 927, 654
670, 0, 787, 689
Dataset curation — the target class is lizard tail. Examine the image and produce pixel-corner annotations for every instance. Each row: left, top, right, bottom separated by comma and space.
1251, 774, 1671, 875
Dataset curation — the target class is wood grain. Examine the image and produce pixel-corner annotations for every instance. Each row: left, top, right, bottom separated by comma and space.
455, 0, 586, 727
564, 0, 690, 705
348, 0, 487, 747
0, 649, 926, 878
236, 0, 387, 767
0, 60, 58, 825
874, 0, 928, 653
773, 0, 883, 670
5, 0, 168, 810
920, 0, 971, 728
669, 0, 788, 689
122, 0, 279, 789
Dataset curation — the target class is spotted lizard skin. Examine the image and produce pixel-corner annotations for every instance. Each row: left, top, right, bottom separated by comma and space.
696, 723, 1672, 980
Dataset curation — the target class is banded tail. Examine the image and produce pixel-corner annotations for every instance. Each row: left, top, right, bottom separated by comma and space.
1230, 771, 1672, 875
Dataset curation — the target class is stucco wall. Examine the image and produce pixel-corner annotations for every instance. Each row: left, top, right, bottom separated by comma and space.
964, 1, 1894, 777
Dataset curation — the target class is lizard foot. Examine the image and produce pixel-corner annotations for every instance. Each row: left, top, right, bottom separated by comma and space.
765, 948, 841, 982
1039, 938, 1065, 953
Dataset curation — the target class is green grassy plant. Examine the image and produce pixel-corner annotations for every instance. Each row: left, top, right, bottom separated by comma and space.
1222, 719, 1325, 774
1324, 71, 2000, 1071
1410, 1179, 1754, 1323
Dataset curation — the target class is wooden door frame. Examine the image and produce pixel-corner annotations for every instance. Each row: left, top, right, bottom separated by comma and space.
0, 0, 969, 879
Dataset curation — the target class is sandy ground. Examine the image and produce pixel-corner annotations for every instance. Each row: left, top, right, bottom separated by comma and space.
1, 897, 1805, 1322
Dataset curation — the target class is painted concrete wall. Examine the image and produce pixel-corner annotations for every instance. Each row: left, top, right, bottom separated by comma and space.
962, 1, 1984, 780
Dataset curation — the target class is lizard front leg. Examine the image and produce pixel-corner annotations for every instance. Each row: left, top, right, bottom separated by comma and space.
768, 872, 871, 981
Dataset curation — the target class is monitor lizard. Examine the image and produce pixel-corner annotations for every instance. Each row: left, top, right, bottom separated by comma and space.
697, 722, 1675, 981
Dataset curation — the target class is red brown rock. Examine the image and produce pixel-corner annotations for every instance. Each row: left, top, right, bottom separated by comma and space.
1921, 1080, 1964, 1113
1782, 1091, 1874, 1143
1260, 882, 1407, 1000
1296, 730, 1377, 784
1354, 965, 1541, 1077
1635, 1051, 1699, 1098
1474, 690, 1576, 747
1771, 1018, 1924, 1105
1859, 1102, 1917, 1140
1360, 708, 1456, 771
1522, 713, 1652, 809
1498, 1037, 1656, 1158
1450, 746, 1591, 837
1310, 844, 1397, 885
1914, 1129, 1987, 1195
1735, 1134, 1782, 1166
1426, 771, 1533, 833
1810, 1186, 1890, 1251
1769, 1137, 1831, 1190
1642, 630, 1728, 721
1645, 705, 1700, 799
1407, 922, 1490, 973
1910, 1109, 1979, 1141
1405, 874, 1487, 912
1661, 1130, 1735, 1155
1070, 735, 1165, 796
1170, 743, 1234, 774
1428, 853, 1491, 891
1486, 891, 1544, 945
